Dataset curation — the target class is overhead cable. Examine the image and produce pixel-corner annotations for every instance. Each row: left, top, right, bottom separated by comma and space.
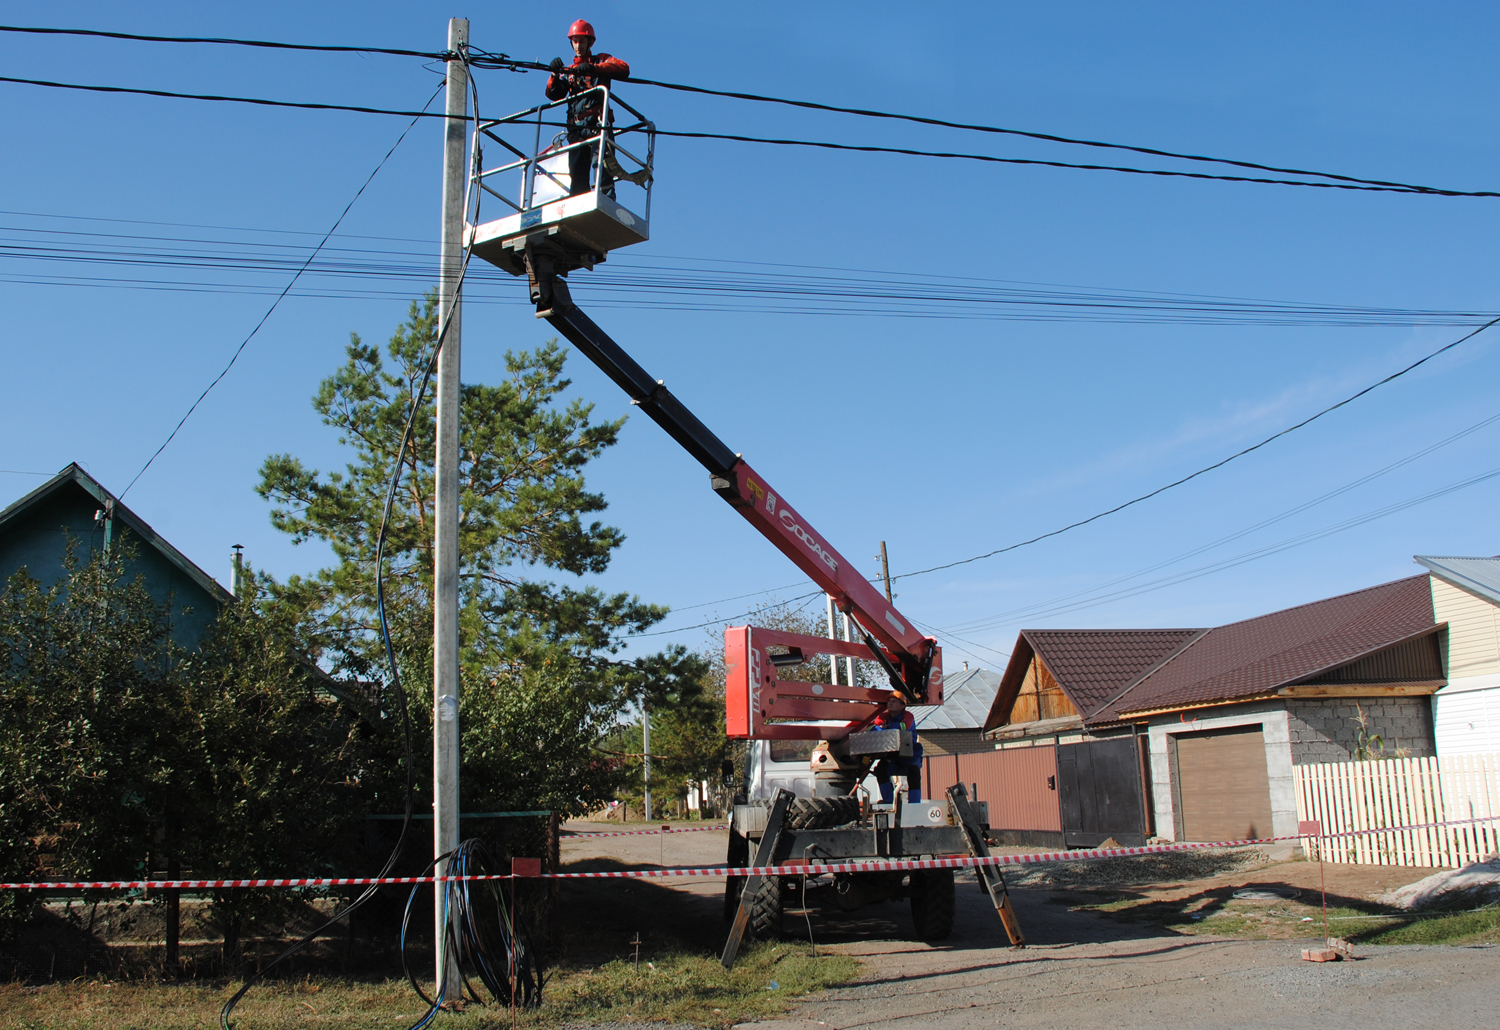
894, 317, 1500, 581
120, 81, 444, 498
7, 225, 1498, 328
655, 130, 1500, 197
0, 73, 453, 118
4, 74, 1497, 198
0, 23, 448, 59
628, 76, 1480, 196
942, 408, 1500, 634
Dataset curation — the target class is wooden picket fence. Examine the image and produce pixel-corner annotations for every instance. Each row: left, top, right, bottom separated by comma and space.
1293, 753, 1500, 868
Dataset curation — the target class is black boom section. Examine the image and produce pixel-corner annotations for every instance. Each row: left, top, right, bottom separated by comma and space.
544, 305, 740, 477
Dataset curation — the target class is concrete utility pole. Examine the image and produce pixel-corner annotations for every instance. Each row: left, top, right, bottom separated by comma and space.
642, 702, 652, 820
432, 14, 468, 1007
879, 541, 894, 603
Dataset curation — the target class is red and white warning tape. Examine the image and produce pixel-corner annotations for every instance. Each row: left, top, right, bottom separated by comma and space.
2, 814, 1494, 891
564, 823, 728, 838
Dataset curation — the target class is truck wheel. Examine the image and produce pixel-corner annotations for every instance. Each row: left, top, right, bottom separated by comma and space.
749, 796, 860, 831
748, 875, 785, 940
723, 828, 750, 922
908, 869, 955, 941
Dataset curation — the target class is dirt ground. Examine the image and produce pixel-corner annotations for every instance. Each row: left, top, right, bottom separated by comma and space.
562, 821, 1500, 1030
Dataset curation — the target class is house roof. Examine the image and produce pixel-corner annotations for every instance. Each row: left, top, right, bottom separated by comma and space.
0, 463, 230, 603
912, 666, 1001, 731
1414, 555, 1500, 607
1095, 574, 1437, 720
982, 628, 1202, 732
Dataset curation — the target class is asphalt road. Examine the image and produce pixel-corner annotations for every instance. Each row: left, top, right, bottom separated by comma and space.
561, 822, 1498, 1029
740, 886, 1499, 1030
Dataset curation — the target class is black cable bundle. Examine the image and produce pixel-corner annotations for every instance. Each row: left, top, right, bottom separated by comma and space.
401, 839, 545, 1025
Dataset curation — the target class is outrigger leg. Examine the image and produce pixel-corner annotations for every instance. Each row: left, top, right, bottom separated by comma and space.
947, 783, 1026, 947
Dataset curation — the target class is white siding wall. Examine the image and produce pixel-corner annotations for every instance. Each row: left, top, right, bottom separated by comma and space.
1431, 576, 1500, 680
1433, 675, 1500, 755
1429, 576, 1500, 755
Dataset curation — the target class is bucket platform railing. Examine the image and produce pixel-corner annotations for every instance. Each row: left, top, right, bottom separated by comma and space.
467, 85, 654, 277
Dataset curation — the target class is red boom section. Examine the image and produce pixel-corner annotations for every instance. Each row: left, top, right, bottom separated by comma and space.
725, 625, 943, 740
712, 459, 940, 700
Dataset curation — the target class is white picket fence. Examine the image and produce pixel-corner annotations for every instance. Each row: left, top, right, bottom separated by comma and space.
1293, 753, 1500, 868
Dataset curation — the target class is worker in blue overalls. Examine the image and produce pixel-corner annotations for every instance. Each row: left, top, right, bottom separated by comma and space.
870, 693, 924, 804
547, 19, 631, 197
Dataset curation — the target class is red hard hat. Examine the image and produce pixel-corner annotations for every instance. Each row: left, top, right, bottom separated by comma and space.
568, 19, 595, 40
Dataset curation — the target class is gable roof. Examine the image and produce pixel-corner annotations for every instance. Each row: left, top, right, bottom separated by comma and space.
1095, 574, 1438, 721
1414, 555, 1500, 607
983, 628, 1201, 732
0, 463, 230, 604
913, 666, 1001, 731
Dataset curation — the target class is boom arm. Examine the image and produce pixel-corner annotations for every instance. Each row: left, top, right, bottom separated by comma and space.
531, 264, 941, 708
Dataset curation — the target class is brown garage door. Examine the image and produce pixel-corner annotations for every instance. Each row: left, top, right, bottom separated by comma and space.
1174, 725, 1273, 842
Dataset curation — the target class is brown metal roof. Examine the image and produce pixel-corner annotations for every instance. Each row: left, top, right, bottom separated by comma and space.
1028, 628, 1204, 716
1095, 574, 1437, 721
983, 627, 1202, 732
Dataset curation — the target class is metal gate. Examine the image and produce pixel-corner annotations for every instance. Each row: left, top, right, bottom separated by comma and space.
1056, 737, 1149, 847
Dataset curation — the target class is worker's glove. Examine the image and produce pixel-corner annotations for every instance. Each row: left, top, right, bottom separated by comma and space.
549, 57, 565, 74
572, 63, 596, 77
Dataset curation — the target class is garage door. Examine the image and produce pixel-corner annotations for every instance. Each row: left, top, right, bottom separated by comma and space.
1174, 725, 1273, 842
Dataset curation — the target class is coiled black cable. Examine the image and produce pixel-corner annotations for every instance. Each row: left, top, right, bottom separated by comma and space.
400, 839, 545, 1026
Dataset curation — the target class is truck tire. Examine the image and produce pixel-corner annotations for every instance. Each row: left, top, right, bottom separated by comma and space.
747, 796, 860, 831
723, 827, 750, 922
748, 875, 784, 940
908, 869, 955, 941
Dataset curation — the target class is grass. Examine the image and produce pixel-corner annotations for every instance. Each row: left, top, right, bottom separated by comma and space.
0, 856, 863, 1029
0, 944, 859, 1030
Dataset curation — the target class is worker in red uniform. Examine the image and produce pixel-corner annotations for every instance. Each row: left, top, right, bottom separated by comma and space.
870, 693, 924, 804
546, 20, 630, 197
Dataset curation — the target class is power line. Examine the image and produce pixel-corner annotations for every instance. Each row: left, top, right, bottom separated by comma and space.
5, 75, 1499, 198
942, 408, 1500, 634
953, 462, 1500, 628
894, 318, 1500, 581
120, 82, 446, 499
3, 26, 1491, 199
629, 77, 1483, 196
0, 73, 453, 119
6, 223, 1498, 327
0, 23, 447, 59
656, 130, 1500, 197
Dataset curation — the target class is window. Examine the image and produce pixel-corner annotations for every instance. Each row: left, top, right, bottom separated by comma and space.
770, 740, 817, 764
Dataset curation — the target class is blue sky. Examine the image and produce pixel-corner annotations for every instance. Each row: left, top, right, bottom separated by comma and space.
3, 1, 1499, 672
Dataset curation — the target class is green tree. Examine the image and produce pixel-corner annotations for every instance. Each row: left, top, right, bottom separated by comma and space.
256, 294, 704, 818
180, 583, 370, 960
0, 544, 197, 938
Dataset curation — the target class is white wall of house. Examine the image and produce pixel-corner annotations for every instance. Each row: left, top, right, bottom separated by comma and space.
1145, 701, 1298, 846
1430, 576, 1500, 755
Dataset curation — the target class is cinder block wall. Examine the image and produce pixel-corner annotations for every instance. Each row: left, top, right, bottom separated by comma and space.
1286, 698, 1435, 765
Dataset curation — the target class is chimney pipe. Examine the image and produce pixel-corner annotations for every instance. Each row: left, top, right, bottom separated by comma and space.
230, 544, 244, 598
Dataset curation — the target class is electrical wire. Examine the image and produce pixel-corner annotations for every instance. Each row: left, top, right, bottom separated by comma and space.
893, 317, 1500, 582
0, 22, 449, 58
940, 408, 1500, 634
399, 839, 544, 1022
119, 80, 446, 500
0, 73, 454, 118
2, 26, 1491, 198
216, 83, 447, 1030
653, 129, 1499, 197
7, 223, 1499, 327
627, 77, 1492, 196
949, 460, 1500, 628
4, 73, 1499, 198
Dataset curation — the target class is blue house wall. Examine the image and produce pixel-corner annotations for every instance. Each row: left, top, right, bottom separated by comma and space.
0, 466, 230, 651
